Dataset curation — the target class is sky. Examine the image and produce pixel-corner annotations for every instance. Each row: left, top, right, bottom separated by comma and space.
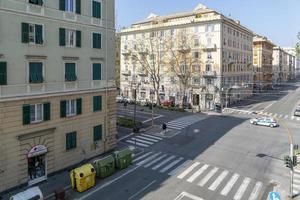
115, 0, 300, 47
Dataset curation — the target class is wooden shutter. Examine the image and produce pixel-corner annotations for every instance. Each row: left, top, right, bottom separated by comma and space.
59, 28, 66, 46
23, 104, 31, 125
21, 23, 29, 43
76, 0, 81, 14
93, 96, 102, 112
60, 100, 66, 118
93, 63, 101, 80
65, 63, 76, 81
93, 33, 101, 49
92, 1, 101, 18
76, 30, 81, 47
35, 24, 43, 44
76, 98, 82, 115
0, 62, 7, 85
43, 102, 51, 121
59, 0, 66, 11
93, 125, 102, 141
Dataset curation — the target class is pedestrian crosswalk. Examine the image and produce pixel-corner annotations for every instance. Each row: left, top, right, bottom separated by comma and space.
224, 108, 300, 122
166, 115, 206, 130
132, 151, 265, 200
125, 133, 163, 148
293, 169, 300, 195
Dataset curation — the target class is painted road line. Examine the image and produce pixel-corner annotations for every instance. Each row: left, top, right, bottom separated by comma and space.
293, 183, 300, 190
177, 162, 201, 179
136, 136, 159, 142
167, 121, 192, 126
167, 122, 190, 127
264, 101, 276, 110
187, 164, 209, 183
131, 138, 154, 145
142, 115, 163, 123
152, 155, 176, 170
167, 124, 186, 129
126, 140, 149, 147
168, 160, 192, 176
291, 116, 295, 120
220, 173, 240, 196
128, 180, 157, 200
159, 157, 184, 173
294, 169, 300, 174
273, 113, 278, 117
284, 115, 289, 119
294, 179, 300, 184
143, 154, 168, 168
118, 132, 135, 141
278, 114, 283, 118
167, 126, 183, 130
198, 167, 219, 187
174, 191, 204, 200
133, 152, 153, 163
297, 117, 300, 121
248, 181, 263, 200
141, 134, 163, 140
208, 170, 229, 191
136, 152, 162, 166
294, 173, 300, 179
233, 177, 251, 200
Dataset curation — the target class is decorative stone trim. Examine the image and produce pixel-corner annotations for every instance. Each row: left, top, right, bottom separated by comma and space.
17, 127, 56, 141
62, 56, 79, 61
25, 55, 47, 60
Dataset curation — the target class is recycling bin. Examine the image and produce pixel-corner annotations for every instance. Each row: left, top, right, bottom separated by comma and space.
114, 148, 133, 170
70, 164, 96, 193
93, 155, 115, 178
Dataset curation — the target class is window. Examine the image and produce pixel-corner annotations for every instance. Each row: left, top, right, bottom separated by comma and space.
59, 28, 81, 47
23, 103, 50, 125
29, 62, 43, 83
206, 64, 211, 71
194, 38, 199, 47
29, 0, 43, 5
207, 38, 212, 46
65, 63, 77, 81
66, 99, 76, 116
0, 62, 7, 85
60, 99, 81, 118
93, 33, 102, 49
193, 64, 200, 72
93, 63, 102, 80
93, 96, 102, 112
66, 132, 77, 150
65, 0, 75, 12
207, 52, 212, 59
160, 30, 164, 37
92, 0, 101, 18
61, 0, 81, 14
93, 125, 103, 141
30, 104, 43, 123
22, 23, 43, 45
194, 52, 199, 59
170, 29, 175, 36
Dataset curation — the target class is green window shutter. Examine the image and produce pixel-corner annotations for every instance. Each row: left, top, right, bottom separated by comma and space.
21, 23, 29, 43
59, 28, 66, 46
59, 0, 65, 11
38, 0, 43, 6
93, 63, 101, 80
66, 131, 77, 150
92, 1, 101, 18
76, 30, 81, 47
93, 33, 101, 49
60, 100, 66, 118
35, 24, 43, 45
93, 125, 102, 141
43, 102, 51, 121
98, 2, 101, 18
23, 104, 30, 125
29, 62, 43, 83
76, 98, 82, 115
93, 96, 102, 112
65, 63, 77, 81
76, 0, 81, 14
0, 62, 7, 85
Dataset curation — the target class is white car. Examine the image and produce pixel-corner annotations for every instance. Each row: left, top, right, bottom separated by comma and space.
250, 117, 279, 128
116, 95, 124, 103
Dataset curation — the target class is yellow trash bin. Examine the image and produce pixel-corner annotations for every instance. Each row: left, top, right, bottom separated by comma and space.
70, 164, 96, 193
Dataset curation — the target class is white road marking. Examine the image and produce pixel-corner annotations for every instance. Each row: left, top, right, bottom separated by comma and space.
118, 132, 135, 141
248, 181, 263, 200
128, 180, 156, 200
264, 101, 276, 110
131, 138, 154, 145
294, 169, 300, 174
293, 183, 300, 190
297, 117, 300, 121
142, 115, 163, 123
233, 177, 251, 200
177, 162, 201, 179
166, 126, 182, 130
168, 160, 192, 176
174, 191, 204, 200
159, 157, 184, 173
133, 152, 153, 163
143, 154, 168, 168
220, 173, 240, 196
284, 115, 289, 119
136, 152, 162, 166
273, 113, 278, 117
141, 134, 163, 140
187, 164, 209, 183
291, 116, 295, 120
294, 173, 300, 179
135, 136, 159, 142
198, 167, 219, 187
152, 155, 176, 170
208, 170, 229, 191
126, 140, 149, 147
279, 114, 283, 118
167, 121, 192, 126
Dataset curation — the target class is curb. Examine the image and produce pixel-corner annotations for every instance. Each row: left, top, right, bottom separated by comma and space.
44, 185, 71, 200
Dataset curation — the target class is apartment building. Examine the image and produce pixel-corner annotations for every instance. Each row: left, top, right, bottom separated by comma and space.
252, 35, 275, 91
272, 47, 284, 85
119, 4, 253, 111
283, 47, 297, 80
0, 0, 116, 192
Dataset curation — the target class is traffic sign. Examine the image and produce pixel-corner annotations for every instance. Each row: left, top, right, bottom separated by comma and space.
268, 192, 281, 200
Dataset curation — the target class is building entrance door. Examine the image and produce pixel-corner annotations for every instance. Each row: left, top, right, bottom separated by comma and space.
27, 145, 47, 185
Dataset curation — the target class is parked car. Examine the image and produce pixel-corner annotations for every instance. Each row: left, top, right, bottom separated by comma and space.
294, 107, 300, 117
10, 186, 43, 200
116, 95, 124, 103
123, 97, 134, 104
162, 100, 174, 107
250, 117, 279, 128
138, 98, 147, 106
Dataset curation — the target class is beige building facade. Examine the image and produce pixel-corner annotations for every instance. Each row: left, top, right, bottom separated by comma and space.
119, 4, 253, 110
0, 0, 116, 193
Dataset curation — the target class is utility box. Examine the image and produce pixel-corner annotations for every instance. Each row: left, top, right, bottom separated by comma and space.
70, 164, 96, 193
114, 148, 133, 170
93, 155, 115, 178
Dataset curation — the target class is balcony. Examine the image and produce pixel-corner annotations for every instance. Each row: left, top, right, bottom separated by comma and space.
138, 48, 149, 55
122, 49, 131, 56
202, 71, 217, 78
121, 70, 131, 76
137, 69, 147, 76
228, 58, 235, 65
177, 45, 191, 53
202, 44, 217, 51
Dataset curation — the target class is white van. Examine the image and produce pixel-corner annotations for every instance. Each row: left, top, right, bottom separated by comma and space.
10, 187, 43, 200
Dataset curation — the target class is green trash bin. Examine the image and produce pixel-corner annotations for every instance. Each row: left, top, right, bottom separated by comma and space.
114, 148, 133, 170
93, 155, 115, 178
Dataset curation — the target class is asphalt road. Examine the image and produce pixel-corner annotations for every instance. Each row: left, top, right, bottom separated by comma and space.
71, 79, 300, 200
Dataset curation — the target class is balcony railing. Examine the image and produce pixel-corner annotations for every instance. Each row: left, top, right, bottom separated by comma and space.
202, 44, 217, 51
138, 48, 149, 55
121, 70, 131, 76
177, 45, 191, 53
122, 49, 131, 56
137, 69, 147, 76
202, 71, 217, 78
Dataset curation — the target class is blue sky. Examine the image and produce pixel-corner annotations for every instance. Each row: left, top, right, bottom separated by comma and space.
116, 0, 300, 47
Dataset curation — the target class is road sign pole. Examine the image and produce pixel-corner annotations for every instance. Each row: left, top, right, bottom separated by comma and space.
290, 143, 294, 198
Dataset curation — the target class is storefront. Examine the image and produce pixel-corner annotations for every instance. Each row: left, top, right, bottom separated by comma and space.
27, 145, 47, 185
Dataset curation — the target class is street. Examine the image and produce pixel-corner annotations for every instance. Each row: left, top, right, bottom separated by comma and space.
71, 80, 300, 200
